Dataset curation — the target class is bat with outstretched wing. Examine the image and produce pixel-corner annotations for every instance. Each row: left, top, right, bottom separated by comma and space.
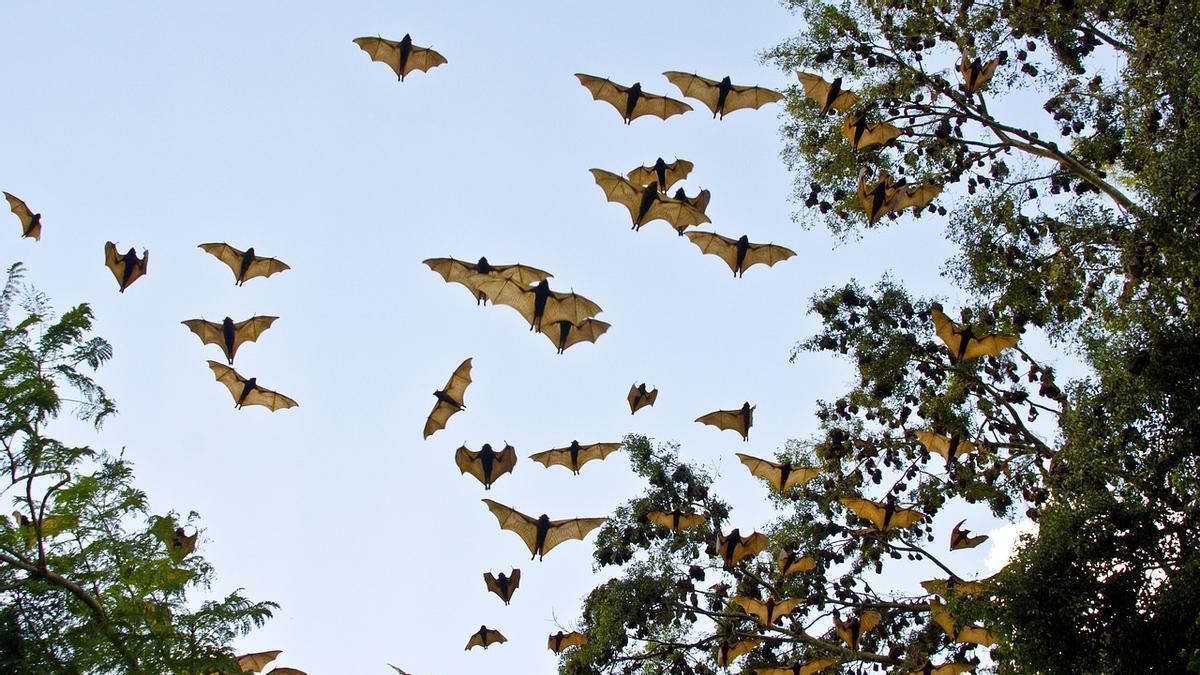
842, 113, 902, 150
265, 668, 305, 675
833, 610, 882, 650
779, 551, 817, 576
4, 192, 41, 240
207, 361, 298, 411
858, 170, 895, 224
958, 52, 999, 94
929, 600, 996, 646
423, 256, 552, 305
931, 307, 1018, 363
235, 650, 283, 672
754, 657, 842, 675
540, 318, 610, 354
626, 157, 694, 192
483, 569, 520, 604
150, 516, 197, 561
796, 72, 860, 114
715, 639, 760, 667
591, 169, 711, 234
574, 74, 692, 124
695, 402, 755, 441
104, 242, 149, 292
182, 316, 278, 365
353, 34, 446, 81
736, 453, 819, 492
716, 528, 769, 568
889, 182, 943, 213
529, 440, 622, 475
949, 519, 989, 550
482, 499, 606, 560
920, 577, 989, 599
424, 357, 471, 438
628, 383, 657, 414
477, 278, 602, 332
663, 71, 783, 119
647, 510, 706, 531
840, 497, 925, 533
464, 625, 507, 650
915, 430, 981, 463
198, 243, 290, 286
732, 596, 802, 626
455, 443, 516, 489
909, 662, 976, 675
685, 232, 795, 277
672, 187, 711, 214
547, 631, 587, 653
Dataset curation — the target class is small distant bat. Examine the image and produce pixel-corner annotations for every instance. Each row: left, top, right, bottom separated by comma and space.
424, 357, 472, 439
181, 315, 278, 364
104, 242, 149, 292
483, 569, 520, 604
540, 318, 610, 354
574, 74, 692, 124
732, 596, 802, 626
547, 630, 587, 653
455, 443, 517, 489
779, 550, 817, 576
626, 157, 694, 192
4, 192, 41, 240
672, 187, 711, 213
715, 639, 760, 668
482, 499, 606, 560
958, 53, 999, 94
915, 430, 980, 462
207, 361, 298, 411
423, 256, 552, 305
464, 625, 507, 650
591, 169, 711, 234
949, 519, 989, 551
235, 650, 282, 673
387, 665, 412, 675
646, 510, 706, 531
628, 383, 657, 414
929, 600, 996, 646
716, 528, 768, 568
833, 610, 882, 651
662, 71, 783, 119
150, 516, 197, 561
198, 243, 290, 286
842, 112, 902, 150
736, 453, 819, 492
684, 232, 795, 277
695, 402, 754, 441
796, 72, 860, 114
931, 307, 1018, 362
856, 170, 941, 223
840, 497, 925, 533
529, 440, 622, 475
910, 662, 976, 675
476, 278, 602, 332
353, 34, 446, 81
754, 658, 842, 675
920, 577, 988, 599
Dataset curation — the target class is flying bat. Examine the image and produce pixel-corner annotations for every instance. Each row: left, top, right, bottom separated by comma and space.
685, 232, 795, 277
104, 242, 149, 293
235, 650, 283, 672
715, 639, 760, 668
4, 192, 41, 240
732, 596, 802, 626
779, 551, 817, 576
920, 577, 988, 599
424, 357, 471, 438
181, 316, 278, 364
931, 307, 1018, 362
628, 383, 657, 414
591, 169, 711, 234
958, 53, 999, 94
11, 511, 75, 549
929, 600, 996, 646
540, 318, 610, 354
574, 74, 692, 124
857, 171, 941, 223
353, 34, 446, 81
842, 112, 902, 150
647, 510, 706, 531
909, 662, 976, 675
695, 402, 755, 441
833, 610, 882, 651
754, 658, 842, 675
949, 519, 989, 550
673, 187, 711, 213
198, 243, 289, 286
547, 631, 587, 653
464, 625, 507, 650
387, 666, 412, 675
915, 430, 980, 463
265, 669, 305, 675
736, 453, 819, 492
662, 71, 783, 119
796, 72, 860, 114
422, 256, 552, 305
626, 157, 694, 192
151, 516, 197, 561
716, 528, 768, 568
482, 499, 606, 560
477, 278, 602, 332
840, 497, 925, 533
207, 362, 298, 411
483, 569, 520, 604
455, 443, 517, 489
529, 440, 622, 475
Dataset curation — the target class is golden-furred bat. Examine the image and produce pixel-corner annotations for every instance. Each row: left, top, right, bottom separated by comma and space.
198, 243, 290, 286
265, 669, 305, 675
662, 71, 783, 119
540, 318, 610, 354
840, 497, 925, 533
647, 510, 706, 531
928, 600, 997, 646
754, 657, 842, 675
529, 440, 622, 475
736, 453, 819, 492
626, 157, 694, 192
685, 232, 795, 277
353, 34, 446, 81
181, 316, 278, 365
207, 361, 298, 411
591, 169, 711, 234
151, 516, 197, 561
628, 383, 657, 414
716, 528, 769, 568
732, 596, 802, 626
949, 519, 989, 550
833, 609, 882, 650
796, 72, 860, 114
958, 53, 999, 94
715, 639, 760, 667
915, 430, 980, 463
909, 662, 976, 675
483, 569, 520, 604
4, 192, 41, 240
235, 650, 282, 672
779, 551, 817, 576
695, 402, 755, 441
424, 357, 471, 439
673, 187, 711, 213
547, 630, 587, 653
482, 499, 606, 560
477, 278, 602, 332
11, 511, 76, 549
858, 170, 895, 224
931, 307, 1018, 363
842, 113, 902, 150
104, 242, 149, 293
464, 625, 507, 650
920, 577, 988, 599
455, 443, 517, 489
574, 74, 692, 124
422, 256, 552, 305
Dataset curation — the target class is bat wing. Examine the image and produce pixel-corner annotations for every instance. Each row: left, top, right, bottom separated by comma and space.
4, 192, 40, 240
961, 333, 1019, 360
403, 44, 447, 78
957, 625, 997, 646
742, 242, 797, 272
181, 319, 225, 352
575, 74, 631, 118
886, 507, 926, 530
695, 408, 749, 438
559, 632, 587, 650
915, 431, 952, 460
756, 658, 842, 675
241, 383, 298, 412
231, 315, 279, 353
243, 256, 290, 283
930, 308, 965, 357
387, 665, 412, 675
840, 497, 887, 530
722, 84, 785, 115
264, 668, 305, 675
647, 511, 705, 530
846, 119, 902, 150
578, 442, 623, 468
628, 385, 658, 413
483, 572, 503, 598
541, 318, 611, 352
455, 446, 486, 483
236, 650, 282, 672
423, 399, 459, 438
717, 639, 760, 666
644, 195, 711, 234
493, 445, 518, 479
198, 242, 246, 276
528, 448, 565, 469
207, 361, 248, 403
779, 552, 816, 575
475, 278, 538, 325
923, 664, 976, 675
625, 160, 694, 190
920, 578, 986, 598
796, 72, 832, 102
734, 532, 769, 562
590, 168, 645, 224
104, 241, 124, 281
482, 499, 541, 556
628, 90, 692, 122
354, 37, 400, 76
543, 291, 602, 326
736, 453, 784, 490
950, 519, 989, 550
465, 633, 485, 650
424, 358, 472, 438
492, 263, 553, 286
889, 183, 942, 213
859, 610, 882, 635
684, 231, 740, 274
442, 357, 473, 402
732, 597, 769, 624
423, 257, 472, 284
542, 516, 606, 556
662, 71, 722, 115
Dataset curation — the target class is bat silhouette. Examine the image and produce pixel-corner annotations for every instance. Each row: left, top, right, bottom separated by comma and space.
235, 650, 282, 672
857, 171, 942, 223
715, 639, 760, 668
104, 242, 149, 293
181, 315, 278, 364
840, 497, 925, 533
716, 528, 768, 568
547, 630, 587, 653
931, 306, 1018, 362
833, 609, 882, 650
353, 34, 446, 81
929, 600, 996, 646
477, 278, 602, 332
591, 169, 711, 234
732, 596, 802, 625
198, 243, 289, 286
949, 519, 989, 550
695, 402, 754, 441
483, 569, 520, 604
540, 318, 610, 354
796, 72, 860, 114
574, 74, 692, 124
915, 430, 981, 463
672, 187, 711, 213
685, 232, 795, 277
424, 357, 471, 438
736, 453, 820, 492
4, 192, 41, 240
482, 499, 606, 560
626, 157, 694, 192
779, 550, 817, 576
628, 383, 657, 414
662, 71, 783, 119
842, 112, 902, 150
464, 625, 507, 650
920, 577, 989, 599
207, 362, 298, 411
958, 53, 999, 94
646, 510, 706, 531
910, 662, 976, 675
529, 440, 622, 475
754, 657, 842, 675
455, 443, 517, 489
423, 256, 552, 305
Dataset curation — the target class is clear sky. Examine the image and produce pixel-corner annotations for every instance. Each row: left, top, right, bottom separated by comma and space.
1, 1, 1031, 673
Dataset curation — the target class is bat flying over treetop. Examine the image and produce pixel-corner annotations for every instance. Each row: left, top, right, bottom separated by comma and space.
930, 305, 1018, 363
796, 72, 860, 114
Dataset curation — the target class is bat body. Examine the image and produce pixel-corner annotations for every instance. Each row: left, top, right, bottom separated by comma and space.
695, 402, 754, 441
672, 187, 711, 213
716, 528, 768, 568
628, 383, 657, 414
842, 113, 902, 150
949, 519, 989, 550
478, 278, 602, 333
716, 639, 760, 667
833, 610, 881, 650
627, 157, 693, 192
464, 625, 506, 650
423, 256, 552, 305
857, 172, 941, 223
779, 551, 817, 576
733, 596, 802, 625
104, 242, 149, 292
547, 630, 587, 653
483, 569, 520, 604
236, 650, 283, 672
647, 510, 706, 531
840, 497, 925, 533
591, 169, 710, 234
929, 600, 996, 646
574, 74, 692, 124
4, 192, 41, 240
529, 440, 622, 475
736, 453, 819, 492
959, 55, 998, 94
198, 243, 289, 286
482, 499, 606, 560
541, 318, 610, 353
685, 232, 796, 277
207, 361, 298, 411
662, 71, 783, 119
931, 307, 1018, 362
424, 357, 471, 438
455, 443, 517, 489
915, 430, 980, 462
796, 72, 860, 114
754, 657, 842, 675
353, 34, 446, 81
182, 315, 278, 364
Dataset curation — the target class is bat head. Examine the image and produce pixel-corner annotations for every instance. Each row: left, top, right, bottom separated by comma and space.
654, 157, 667, 171
674, 187, 686, 200
222, 317, 234, 328
246, 247, 256, 257
737, 235, 750, 246
401, 34, 413, 45
570, 440, 581, 450
475, 256, 491, 273
125, 247, 137, 257
481, 443, 493, 453
630, 82, 642, 94
720, 75, 732, 87
538, 514, 551, 527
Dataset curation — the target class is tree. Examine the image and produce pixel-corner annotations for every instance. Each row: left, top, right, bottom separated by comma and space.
0, 263, 276, 674
567, 0, 1200, 673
